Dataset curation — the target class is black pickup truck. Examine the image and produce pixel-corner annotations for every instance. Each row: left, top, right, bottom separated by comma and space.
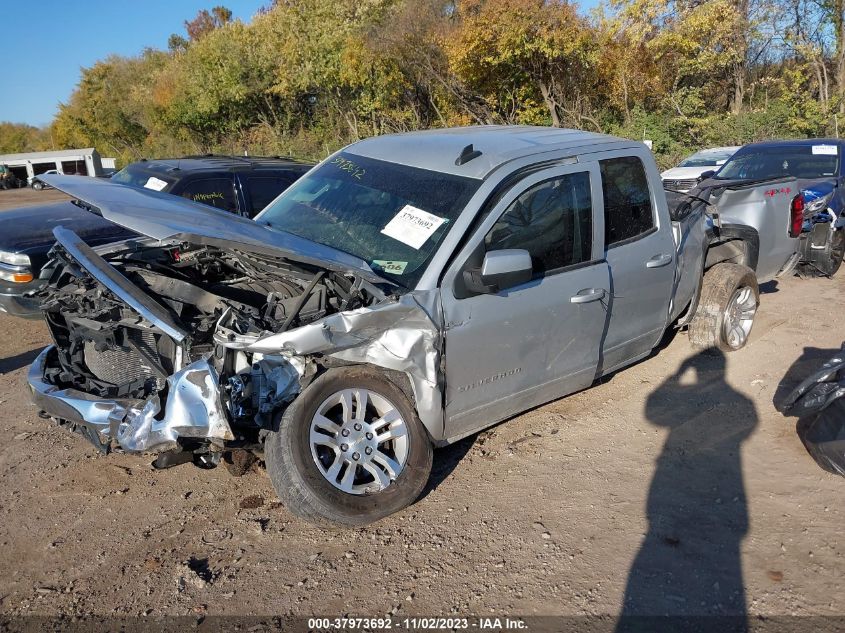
0, 155, 311, 318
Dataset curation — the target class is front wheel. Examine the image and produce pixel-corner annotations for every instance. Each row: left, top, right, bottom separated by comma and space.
688, 263, 759, 352
265, 366, 433, 527
32, 181, 43, 191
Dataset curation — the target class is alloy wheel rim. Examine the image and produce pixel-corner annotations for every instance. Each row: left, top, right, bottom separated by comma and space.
722, 286, 757, 349
309, 388, 409, 495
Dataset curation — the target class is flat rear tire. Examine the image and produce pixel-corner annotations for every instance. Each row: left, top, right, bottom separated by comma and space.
688, 263, 759, 352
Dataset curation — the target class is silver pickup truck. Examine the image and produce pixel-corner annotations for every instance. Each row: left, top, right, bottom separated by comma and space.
27, 127, 799, 526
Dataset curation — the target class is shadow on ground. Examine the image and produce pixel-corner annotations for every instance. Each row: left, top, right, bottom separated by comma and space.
758, 280, 779, 294
418, 435, 477, 500
618, 350, 757, 628
0, 348, 40, 375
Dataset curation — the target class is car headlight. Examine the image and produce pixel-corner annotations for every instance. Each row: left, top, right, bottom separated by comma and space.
804, 192, 834, 214
0, 251, 33, 283
0, 251, 30, 267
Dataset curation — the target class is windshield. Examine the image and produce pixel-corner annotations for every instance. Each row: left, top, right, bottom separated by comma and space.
716, 144, 839, 180
111, 164, 177, 192
678, 149, 736, 168
256, 152, 481, 288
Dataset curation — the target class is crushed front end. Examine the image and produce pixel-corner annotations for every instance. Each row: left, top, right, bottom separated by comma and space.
29, 226, 387, 463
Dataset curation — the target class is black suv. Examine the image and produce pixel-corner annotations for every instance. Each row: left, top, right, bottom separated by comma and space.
109, 155, 311, 217
0, 155, 312, 318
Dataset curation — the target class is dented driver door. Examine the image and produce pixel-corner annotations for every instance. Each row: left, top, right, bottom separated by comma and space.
440, 163, 611, 442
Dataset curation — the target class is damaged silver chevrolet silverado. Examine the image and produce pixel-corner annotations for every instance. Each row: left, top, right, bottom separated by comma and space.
28, 127, 800, 526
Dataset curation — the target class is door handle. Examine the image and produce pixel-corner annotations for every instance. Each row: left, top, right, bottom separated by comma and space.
646, 253, 673, 268
570, 288, 606, 304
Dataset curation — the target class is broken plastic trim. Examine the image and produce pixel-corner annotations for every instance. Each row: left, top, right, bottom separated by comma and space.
117, 359, 235, 452
30, 348, 234, 454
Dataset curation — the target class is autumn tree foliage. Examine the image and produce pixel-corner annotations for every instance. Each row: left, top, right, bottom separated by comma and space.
4, 0, 845, 167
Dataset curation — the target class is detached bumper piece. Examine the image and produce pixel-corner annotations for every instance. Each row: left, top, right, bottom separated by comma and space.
29, 345, 233, 453
781, 345, 845, 476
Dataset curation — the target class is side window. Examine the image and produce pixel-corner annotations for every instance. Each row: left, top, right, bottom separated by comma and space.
484, 171, 593, 274
600, 157, 654, 246
246, 175, 298, 214
178, 177, 238, 212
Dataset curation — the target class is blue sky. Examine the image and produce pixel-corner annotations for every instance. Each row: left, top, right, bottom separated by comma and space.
0, 0, 267, 126
1, 0, 602, 128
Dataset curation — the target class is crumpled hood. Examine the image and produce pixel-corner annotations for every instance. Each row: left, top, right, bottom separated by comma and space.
40, 174, 388, 286
797, 178, 836, 205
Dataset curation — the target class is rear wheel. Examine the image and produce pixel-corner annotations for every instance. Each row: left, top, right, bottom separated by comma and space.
688, 263, 759, 352
32, 181, 43, 191
265, 366, 433, 527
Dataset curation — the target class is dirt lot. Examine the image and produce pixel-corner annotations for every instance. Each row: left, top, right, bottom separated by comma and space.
0, 187, 842, 622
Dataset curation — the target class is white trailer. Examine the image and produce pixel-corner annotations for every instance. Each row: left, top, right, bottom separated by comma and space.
0, 148, 104, 186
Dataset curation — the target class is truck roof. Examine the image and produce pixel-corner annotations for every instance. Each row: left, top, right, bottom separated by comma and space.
346, 126, 643, 180
739, 138, 845, 150
131, 155, 311, 174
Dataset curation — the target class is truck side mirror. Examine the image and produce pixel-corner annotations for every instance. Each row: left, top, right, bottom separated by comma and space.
463, 249, 533, 294
699, 170, 716, 180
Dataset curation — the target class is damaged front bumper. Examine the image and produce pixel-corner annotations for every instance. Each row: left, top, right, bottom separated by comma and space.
28, 225, 446, 458
29, 345, 234, 453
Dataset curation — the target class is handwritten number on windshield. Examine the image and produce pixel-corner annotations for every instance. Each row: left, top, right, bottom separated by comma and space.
330, 156, 365, 180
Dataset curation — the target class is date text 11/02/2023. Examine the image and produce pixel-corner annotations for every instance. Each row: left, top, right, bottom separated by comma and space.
307, 617, 528, 630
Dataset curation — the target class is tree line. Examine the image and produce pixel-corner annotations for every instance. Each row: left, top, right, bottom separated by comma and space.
3, 0, 845, 169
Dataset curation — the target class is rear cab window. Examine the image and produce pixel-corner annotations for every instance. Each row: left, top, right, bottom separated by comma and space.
246, 174, 300, 215
600, 156, 655, 247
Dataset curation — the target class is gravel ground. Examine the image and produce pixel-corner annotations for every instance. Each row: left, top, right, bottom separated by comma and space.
0, 188, 842, 621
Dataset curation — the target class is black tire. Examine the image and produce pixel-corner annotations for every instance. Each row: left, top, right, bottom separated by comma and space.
799, 227, 844, 278
265, 366, 433, 527
688, 263, 759, 352
32, 181, 43, 191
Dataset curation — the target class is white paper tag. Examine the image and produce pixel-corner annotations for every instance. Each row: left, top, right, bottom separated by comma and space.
144, 176, 168, 191
372, 260, 408, 274
812, 144, 838, 156
380, 205, 447, 250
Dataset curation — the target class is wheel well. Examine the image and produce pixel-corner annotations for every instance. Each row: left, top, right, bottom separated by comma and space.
705, 226, 759, 273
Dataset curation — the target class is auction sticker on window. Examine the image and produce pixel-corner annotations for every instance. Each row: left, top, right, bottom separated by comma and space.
371, 260, 408, 275
144, 176, 168, 191
380, 205, 447, 250
812, 144, 838, 155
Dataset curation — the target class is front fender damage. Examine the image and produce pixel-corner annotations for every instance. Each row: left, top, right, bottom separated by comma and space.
216, 292, 443, 439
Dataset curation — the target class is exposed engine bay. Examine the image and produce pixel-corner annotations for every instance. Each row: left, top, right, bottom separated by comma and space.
35, 230, 388, 460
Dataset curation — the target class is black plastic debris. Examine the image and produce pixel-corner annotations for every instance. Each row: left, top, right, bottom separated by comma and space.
781, 344, 845, 476
800, 399, 845, 476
